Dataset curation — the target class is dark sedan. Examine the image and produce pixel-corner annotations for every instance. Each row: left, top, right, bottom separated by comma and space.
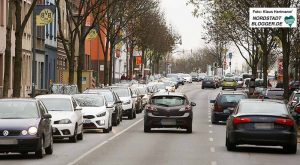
202, 76, 217, 89
144, 92, 196, 133
226, 99, 297, 154
0, 99, 53, 158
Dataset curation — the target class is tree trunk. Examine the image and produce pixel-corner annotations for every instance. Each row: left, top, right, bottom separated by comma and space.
3, 0, 13, 98
68, 52, 75, 84
77, 37, 85, 93
103, 38, 109, 85
129, 41, 134, 79
109, 40, 114, 85
12, 1, 23, 97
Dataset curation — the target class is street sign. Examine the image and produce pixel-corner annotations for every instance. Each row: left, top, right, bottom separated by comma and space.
229, 53, 232, 59
86, 29, 98, 40
136, 56, 142, 65
36, 8, 54, 26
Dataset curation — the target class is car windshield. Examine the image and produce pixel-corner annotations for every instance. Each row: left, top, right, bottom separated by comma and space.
0, 101, 39, 119
112, 88, 131, 97
73, 95, 105, 107
39, 98, 72, 111
151, 96, 186, 107
220, 95, 246, 104
204, 77, 214, 81
224, 78, 234, 82
239, 102, 288, 115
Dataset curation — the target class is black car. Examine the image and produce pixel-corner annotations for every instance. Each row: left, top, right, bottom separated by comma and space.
84, 88, 123, 126
289, 81, 299, 92
226, 99, 297, 154
202, 76, 217, 89
0, 99, 53, 158
210, 92, 247, 124
144, 92, 196, 133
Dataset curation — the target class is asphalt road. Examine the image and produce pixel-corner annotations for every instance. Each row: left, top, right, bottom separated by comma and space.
1, 82, 300, 165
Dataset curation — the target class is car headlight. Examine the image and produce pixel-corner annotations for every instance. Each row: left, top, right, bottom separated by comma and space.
96, 112, 106, 117
123, 100, 131, 105
57, 119, 72, 124
21, 130, 28, 135
28, 127, 38, 135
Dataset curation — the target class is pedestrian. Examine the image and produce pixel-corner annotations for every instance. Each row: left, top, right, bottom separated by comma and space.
121, 74, 126, 80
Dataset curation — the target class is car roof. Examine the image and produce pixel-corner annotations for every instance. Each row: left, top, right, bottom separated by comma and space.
218, 91, 246, 95
0, 98, 37, 102
239, 99, 285, 104
152, 92, 185, 97
266, 88, 284, 91
36, 94, 73, 99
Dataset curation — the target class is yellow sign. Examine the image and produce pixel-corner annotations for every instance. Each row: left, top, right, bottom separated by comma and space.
36, 9, 54, 26
86, 29, 98, 40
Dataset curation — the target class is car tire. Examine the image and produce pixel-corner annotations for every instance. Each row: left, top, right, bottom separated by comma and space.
202, 86, 204, 89
133, 110, 137, 119
128, 109, 134, 119
283, 144, 297, 154
103, 128, 110, 133
186, 123, 192, 133
211, 115, 218, 124
69, 125, 78, 143
144, 125, 151, 133
112, 115, 118, 126
35, 138, 45, 159
226, 135, 236, 151
45, 135, 53, 155
77, 126, 83, 141
234, 88, 237, 91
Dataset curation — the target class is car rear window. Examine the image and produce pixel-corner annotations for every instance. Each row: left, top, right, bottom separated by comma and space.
73, 95, 105, 107
151, 96, 186, 107
239, 102, 288, 115
219, 94, 246, 104
204, 77, 213, 81
267, 90, 284, 97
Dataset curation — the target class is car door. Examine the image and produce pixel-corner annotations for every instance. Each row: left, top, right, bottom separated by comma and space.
71, 97, 83, 130
38, 101, 52, 146
113, 92, 122, 117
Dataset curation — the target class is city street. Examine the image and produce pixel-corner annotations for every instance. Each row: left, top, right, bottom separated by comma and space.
1, 83, 300, 165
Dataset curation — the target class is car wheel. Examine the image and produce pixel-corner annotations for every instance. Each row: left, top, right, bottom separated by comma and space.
112, 115, 118, 126
128, 109, 134, 119
283, 144, 297, 154
226, 134, 236, 151
186, 123, 192, 133
144, 125, 151, 133
35, 137, 45, 158
202, 86, 204, 89
69, 125, 78, 143
222, 88, 224, 90
133, 110, 137, 118
211, 115, 218, 124
77, 126, 83, 140
45, 135, 53, 155
234, 88, 237, 91
103, 127, 110, 133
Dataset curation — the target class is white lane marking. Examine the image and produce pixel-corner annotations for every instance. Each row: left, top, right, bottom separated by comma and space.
209, 124, 212, 128
209, 130, 213, 134
210, 147, 215, 153
208, 119, 211, 122
209, 138, 214, 142
68, 118, 144, 165
208, 116, 211, 119
211, 161, 217, 165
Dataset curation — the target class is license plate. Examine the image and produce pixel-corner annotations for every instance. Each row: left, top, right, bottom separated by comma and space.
83, 120, 91, 124
161, 119, 176, 125
254, 123, 274, 130
206, 82, 211, 84
0, 139, 17, 145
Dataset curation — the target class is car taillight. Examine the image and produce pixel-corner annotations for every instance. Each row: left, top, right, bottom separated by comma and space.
179, 105, 192, 112
294, 106, 300, 113
233, 117, 252, 125
214, 105, 223, 112
275, 118, 294, 126
146, 105, 157, 112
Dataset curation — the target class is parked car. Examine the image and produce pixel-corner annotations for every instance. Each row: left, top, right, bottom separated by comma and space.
110, 86, 137, 119
83, 88, 123, 126
235, 77, 244, 88
210, 92, 247, 124
222, 77, 237, 90
144, 92, 196, 133
166, 74, 181, 87
259, 88, 284, 100
289, 81, 299, 92
202, 76, 217, 89
36, 94, 83, 143
73, 94, 112, 133
226, 99, 297, 154
288, 90, 300, 124
0, 99, 53, 158
192, 75, 199, 82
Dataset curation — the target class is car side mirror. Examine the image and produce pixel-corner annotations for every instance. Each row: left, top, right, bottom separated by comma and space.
190, 102, 196, 106
43, 114, 52, 119
75, 106, 82, 111
210, 100, 216, 103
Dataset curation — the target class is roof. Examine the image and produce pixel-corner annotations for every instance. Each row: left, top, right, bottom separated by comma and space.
239, 99, 285, 104
152, 92, 185, 97
36, 94, 73, 99
218, 91, 247, 95
0, 98, 37, 102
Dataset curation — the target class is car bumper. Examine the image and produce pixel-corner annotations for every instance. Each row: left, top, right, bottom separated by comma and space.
144, 112, 192, 128
223, 85, 236, 89
202, 83, 216, 88
0, 136, 41, 153
83, 116, 108, 129
229, 130, 297, 146
212, 112, 230, 122
52, 124, 75, 138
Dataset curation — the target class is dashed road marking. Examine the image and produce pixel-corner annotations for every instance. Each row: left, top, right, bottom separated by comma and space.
209, 124, 212, 128
209, 138, 214, 142
209, 130, 213, 134
210, 147, 215, 153
211, 161, 217, 165
208, 119, 211, 122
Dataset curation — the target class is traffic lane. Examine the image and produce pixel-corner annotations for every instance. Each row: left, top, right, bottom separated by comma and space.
72, 84, 216, 165
0, 113, 145, 165
207, 95, 300, 165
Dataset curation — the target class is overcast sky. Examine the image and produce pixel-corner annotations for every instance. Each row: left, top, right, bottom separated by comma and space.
160, 0, 245, 72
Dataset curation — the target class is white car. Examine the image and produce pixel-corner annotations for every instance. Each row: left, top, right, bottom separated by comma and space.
73, 94, 112, 133
36, 94, 83, 142
111, 87, 137, 119
182, 74, 192, 83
